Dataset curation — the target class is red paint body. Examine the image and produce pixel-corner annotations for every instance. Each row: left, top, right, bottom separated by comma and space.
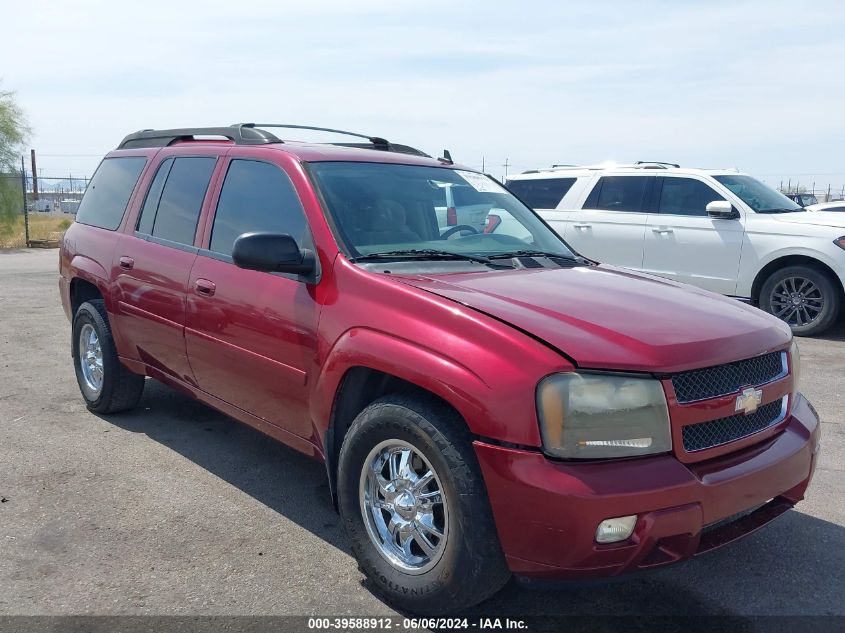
59, 140, 819, 578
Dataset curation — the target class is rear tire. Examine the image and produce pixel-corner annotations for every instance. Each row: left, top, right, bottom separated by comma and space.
759, 265, 841, 336
72, 300, 144, 413
337, 394, 510, 614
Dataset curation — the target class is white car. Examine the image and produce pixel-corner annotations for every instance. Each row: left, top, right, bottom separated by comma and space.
506, 163, 845, 336
807, 201, 845, 213
433, 182, 492, 235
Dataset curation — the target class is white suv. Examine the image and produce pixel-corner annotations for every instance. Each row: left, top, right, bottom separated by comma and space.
506, 163, 845, 336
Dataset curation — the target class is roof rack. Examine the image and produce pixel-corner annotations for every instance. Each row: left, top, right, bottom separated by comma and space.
522, 162, 682, 173
239, 123, 428, 157
117, 123, 429, 156
634, 161, 680, 168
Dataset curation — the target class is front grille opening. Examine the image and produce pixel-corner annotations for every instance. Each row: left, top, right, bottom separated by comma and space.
682, 398, 786, 452
672, 352, 785, 404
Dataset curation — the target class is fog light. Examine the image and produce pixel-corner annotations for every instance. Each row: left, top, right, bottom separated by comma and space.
595, 515, 638, 543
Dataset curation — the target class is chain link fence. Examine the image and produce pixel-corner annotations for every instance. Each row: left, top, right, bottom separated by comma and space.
0, 173, 85, 249
778, 181, 845, 203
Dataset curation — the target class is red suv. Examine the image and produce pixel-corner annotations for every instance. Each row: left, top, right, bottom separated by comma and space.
60, 124, 820, 613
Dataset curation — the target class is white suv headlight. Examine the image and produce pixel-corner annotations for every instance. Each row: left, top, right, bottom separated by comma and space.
537, 373, 672, 459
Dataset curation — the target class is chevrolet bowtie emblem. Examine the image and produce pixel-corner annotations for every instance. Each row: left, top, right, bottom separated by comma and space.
735, 387, 763, 415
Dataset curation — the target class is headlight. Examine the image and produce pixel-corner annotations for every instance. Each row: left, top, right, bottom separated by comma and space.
537, 373, 672, 459
790, 339, 801, 399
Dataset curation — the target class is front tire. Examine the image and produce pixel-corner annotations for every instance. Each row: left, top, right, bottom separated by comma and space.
759, 265, 841, 336
337, 394, 510, 614
72, 300, 145, 413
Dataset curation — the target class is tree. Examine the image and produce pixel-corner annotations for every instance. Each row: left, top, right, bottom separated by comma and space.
0, 83, 30, 231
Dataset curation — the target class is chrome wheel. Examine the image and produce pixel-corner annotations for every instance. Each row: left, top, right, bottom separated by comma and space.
770, 276, 824, 327
78, 323, 104, 396
359, 440, 448, 575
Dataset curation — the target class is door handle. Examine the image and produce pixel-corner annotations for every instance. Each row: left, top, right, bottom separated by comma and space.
572, 223, 592, 229
195, 278, 216, 297
118, 256, 134, 270
652, 227, 674, 234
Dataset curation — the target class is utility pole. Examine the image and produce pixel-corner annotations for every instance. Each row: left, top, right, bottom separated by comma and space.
502, 157, 510, 180
20, 156, 29, 247
30, 150, 39, 200
482, 156, 485, 173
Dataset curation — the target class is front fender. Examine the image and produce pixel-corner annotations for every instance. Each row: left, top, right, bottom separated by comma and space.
745, 245, 845, 296
311, 326, 551, 448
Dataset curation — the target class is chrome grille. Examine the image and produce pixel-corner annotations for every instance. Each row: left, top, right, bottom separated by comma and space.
671, 352, 786, 404
681, 398, 787, 452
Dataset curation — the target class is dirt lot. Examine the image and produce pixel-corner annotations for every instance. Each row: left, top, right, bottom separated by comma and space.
1, 248, 843, 617
0, 214, 72, 249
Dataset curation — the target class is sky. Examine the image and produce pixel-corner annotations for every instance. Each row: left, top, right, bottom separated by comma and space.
2, 0, 844, 193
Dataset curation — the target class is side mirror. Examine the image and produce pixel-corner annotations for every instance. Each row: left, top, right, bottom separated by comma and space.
706, 200, 739, 219
232, 232, 316, 277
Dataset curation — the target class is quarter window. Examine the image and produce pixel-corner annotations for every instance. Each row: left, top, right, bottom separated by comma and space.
506, 178, 576, 209
210, 160, 308, 256
658, 178, 725, 216
584, 176, 651, 213
75, 157, 147, 230
136, 157, 216, 245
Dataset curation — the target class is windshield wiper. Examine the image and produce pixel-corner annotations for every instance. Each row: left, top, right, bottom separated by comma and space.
351, 249, 514, 268
487, 249, 583, 262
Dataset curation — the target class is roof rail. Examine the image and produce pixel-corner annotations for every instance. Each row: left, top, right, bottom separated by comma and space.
117, 126, 281, 149
635, 161, 680, 169
117, 123, 429, 156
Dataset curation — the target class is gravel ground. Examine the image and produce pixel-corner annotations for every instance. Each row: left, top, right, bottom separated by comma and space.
1, 248, 843, 618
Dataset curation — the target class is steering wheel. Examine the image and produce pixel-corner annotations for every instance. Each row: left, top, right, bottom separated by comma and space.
441, 224, 480, 239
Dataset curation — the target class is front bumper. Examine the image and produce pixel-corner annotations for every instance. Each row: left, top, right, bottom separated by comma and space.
474, 393, 820, 578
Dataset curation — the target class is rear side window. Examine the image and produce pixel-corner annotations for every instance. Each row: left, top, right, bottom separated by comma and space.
658, 178, 725, 216
584, 176, 650, 213
75, 157, 146, 230
136, 157, 216, 246
506, 178, 576, 209
209, 160, 308, 256
137, 159, 173, 235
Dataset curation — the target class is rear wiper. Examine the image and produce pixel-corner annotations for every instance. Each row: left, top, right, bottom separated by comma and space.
487, 249, 583, 262
351, 249, 514, 268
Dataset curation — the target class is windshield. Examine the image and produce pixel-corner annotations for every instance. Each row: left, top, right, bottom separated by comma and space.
309, 162, 576, 261
714, 175, 804, 213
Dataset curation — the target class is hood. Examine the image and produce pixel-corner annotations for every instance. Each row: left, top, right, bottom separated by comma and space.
771, 211, 845, 229
393, 265, 791, 374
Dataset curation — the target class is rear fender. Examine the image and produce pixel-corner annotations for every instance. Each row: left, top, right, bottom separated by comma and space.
69, 254, 112, 311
